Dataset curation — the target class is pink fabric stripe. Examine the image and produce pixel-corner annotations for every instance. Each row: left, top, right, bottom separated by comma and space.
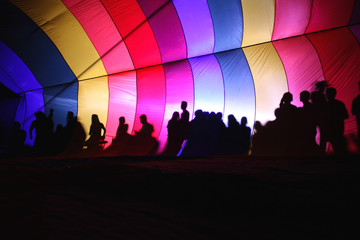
62, 0, 134, 74
273, 36, 325, 107
272, 0, 312, 40
305, 0, 355, 34
132, 65, 166, 140
137, 0, 187, 64
105, 71, 137, 144
157, 60, 194, 154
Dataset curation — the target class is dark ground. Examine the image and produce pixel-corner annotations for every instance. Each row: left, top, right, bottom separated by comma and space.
1, 154, 360, 239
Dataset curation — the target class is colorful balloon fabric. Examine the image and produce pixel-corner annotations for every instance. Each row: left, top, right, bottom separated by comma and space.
1, 0, 360, 153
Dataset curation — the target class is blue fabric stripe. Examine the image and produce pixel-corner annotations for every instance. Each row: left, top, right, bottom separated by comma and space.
44, 83, 78, 130
215, 49, 255, 130
207, 0, 243, 53
0, 1, 76, 88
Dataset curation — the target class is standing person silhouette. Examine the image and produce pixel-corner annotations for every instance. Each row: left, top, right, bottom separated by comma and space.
85, 114, 106, 150
180, 101, 190, 141
299, 90, 318, 154
180, 101, 189, 123
351, 81, 360, 149
162, 111, 183, 156
30, 109, 54, 155
239, 117, 251, 154
325, 87, 349, 154
311, 81, 328, 153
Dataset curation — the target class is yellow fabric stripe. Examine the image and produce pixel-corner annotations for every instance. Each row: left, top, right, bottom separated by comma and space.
241, 0, 275, 47
243, 42, 288, 125
11, 0, 109, 135
78, 77, 109, 139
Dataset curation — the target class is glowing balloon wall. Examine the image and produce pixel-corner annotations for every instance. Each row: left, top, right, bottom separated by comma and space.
1, 0, 360, 152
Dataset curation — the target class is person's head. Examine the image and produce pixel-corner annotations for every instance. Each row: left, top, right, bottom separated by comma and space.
35, 111, 45, 119
195, 109, 203, 118
281, 92, 293, 104
140, 114, 147, 124
181, 101, 187, 110
67, 111, 74, 122
315, 81, 327, 92
254, 121, 263, 132
326, 87, 337, 100
91, 114, 100, 124
274, 108, 282, 119
216, 112, 222, 120
300, 90, 310, 103
119, 116, 125, 124
241, 117, 248, 126
171, 111, 180, 120
228, 114, 237, 123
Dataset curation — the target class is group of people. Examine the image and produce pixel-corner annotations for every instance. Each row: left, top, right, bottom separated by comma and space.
252, 81, 360, 155
2, 81, 360, 157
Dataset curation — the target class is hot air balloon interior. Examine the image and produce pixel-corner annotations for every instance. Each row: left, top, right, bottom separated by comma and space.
1, 0, 360, 157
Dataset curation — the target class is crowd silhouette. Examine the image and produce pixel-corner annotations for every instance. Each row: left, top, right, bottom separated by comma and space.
1, 81, 360, 158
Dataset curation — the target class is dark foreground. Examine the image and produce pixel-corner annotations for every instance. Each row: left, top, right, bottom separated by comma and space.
1, 154, 360, 239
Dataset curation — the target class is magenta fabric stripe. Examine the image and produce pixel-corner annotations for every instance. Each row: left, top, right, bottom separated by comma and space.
272, 0, 312, 40
62, 0, 134, 74
137, 0, 186, 64
273, 36, 325, 107
157, 60, 194, 154
173, 0, 215, 58
105, 71, 137, 146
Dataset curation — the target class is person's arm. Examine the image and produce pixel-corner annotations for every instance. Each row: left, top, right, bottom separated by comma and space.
102, 124, 106, 137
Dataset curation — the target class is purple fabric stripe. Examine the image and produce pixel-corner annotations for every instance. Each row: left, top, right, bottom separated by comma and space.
173, 0, 214, 58
137, 0, 186, 63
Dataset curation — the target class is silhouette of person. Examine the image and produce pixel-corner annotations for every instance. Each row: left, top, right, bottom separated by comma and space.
180, 101, 189, 123
163, 111, 183, 156
311, 81, 328, 152
30, 109, 54, 155
85, 114, 106, 150
181, 109, 206, 156
115, 116, 129, 141
279, 92, 297, 119
250, 121, 266, 155
325, 87, 349, 153
239, 117, 251, 154
298, 90, 318, 154
180, 101, 190, 141
132, 114, 158, 155
279, 92, 299, 154
136, 114, 154, 137
264, 108, 287, 155
54, 124, 66, 154
53, 111, 77, 154
351, 81, 360, 148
